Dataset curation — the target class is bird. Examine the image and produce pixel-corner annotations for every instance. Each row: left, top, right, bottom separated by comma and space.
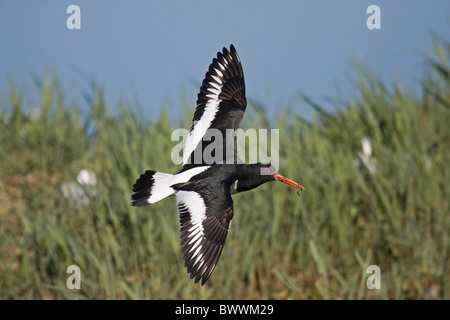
131, 45, 305, 285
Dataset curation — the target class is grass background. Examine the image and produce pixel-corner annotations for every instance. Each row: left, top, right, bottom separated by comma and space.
0, 39, 449, 300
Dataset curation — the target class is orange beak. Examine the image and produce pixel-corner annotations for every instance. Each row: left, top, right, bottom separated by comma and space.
274, 173, 305, 195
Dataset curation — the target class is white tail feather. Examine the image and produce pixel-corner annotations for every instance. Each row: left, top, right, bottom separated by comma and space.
132, 166, 210, 207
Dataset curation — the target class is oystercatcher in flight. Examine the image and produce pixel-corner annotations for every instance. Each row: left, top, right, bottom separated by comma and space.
132, 45, 304, 285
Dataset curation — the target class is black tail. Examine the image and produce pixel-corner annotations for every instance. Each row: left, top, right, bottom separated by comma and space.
131, 170, 175, 207
131, 170, 156, 207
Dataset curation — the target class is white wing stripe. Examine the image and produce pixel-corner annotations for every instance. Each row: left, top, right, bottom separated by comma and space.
211, 74, 222, 84
188, 223, 202, 232
206, 87, 221, 95
213, 68, 223, 77
188, 230, 203, 245
217, 61, 226, 71
209, 81, 221, 90
176, 190, 207, 238
176, 190, 210, 272
193, 252, 204, 268
182, 95, 222, 164
205, 93, 220, 99
189, 238, 203, 254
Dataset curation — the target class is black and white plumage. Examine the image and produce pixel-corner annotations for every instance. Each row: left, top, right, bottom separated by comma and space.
182, 45, 246, 168
174, 173, 234, 285
132, 45, 304, 285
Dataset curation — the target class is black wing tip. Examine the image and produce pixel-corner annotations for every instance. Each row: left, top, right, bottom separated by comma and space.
189, 259, 219, 286
226, 44, 239, 61
207, 44, 245, 85
189, 266, 214, 286
195, 274, 210, 286
218, 45, 236, 59
222, 44, 236, 54
216, 44, 240, 63
221, 45, 230, 56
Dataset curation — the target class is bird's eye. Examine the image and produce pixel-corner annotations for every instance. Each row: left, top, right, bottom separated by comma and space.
264, 168, 271, 173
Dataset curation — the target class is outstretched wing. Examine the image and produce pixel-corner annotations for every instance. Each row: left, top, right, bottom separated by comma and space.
174, 185, 234, 285
182, 45, 247, 168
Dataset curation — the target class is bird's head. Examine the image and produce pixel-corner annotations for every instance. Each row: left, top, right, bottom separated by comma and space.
235, 163, 305, 194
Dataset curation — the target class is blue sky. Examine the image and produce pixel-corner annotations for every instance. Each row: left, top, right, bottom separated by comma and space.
1, 1, 449, 119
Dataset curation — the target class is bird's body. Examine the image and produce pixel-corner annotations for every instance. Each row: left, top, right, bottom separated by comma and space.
132, 45, 304, 285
